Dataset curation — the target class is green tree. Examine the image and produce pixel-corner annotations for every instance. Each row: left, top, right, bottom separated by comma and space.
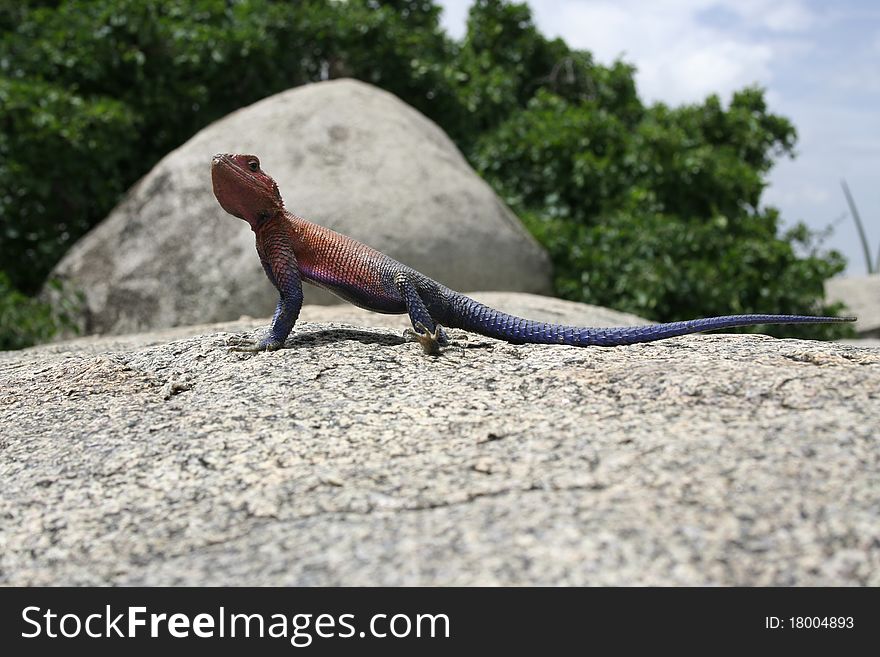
0, 271, 80, 350
473, 85, 848, 339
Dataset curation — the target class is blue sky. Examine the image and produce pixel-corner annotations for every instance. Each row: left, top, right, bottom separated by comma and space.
437, 0, 880, 275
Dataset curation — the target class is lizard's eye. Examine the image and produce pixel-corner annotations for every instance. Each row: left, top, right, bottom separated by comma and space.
248, 160, 259, 172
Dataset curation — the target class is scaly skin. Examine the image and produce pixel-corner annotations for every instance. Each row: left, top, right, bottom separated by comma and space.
210, 153, 855, 355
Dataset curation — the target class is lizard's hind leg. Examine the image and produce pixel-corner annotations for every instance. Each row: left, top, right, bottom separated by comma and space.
395, 273, 449, 355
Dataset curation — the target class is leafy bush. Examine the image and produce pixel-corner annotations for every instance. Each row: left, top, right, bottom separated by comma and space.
0, 272, 81, 349
0, 0, 853, 348
0, 77, 139, 293
473, 88, 851, 339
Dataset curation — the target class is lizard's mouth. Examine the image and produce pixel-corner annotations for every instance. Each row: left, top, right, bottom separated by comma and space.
211, 156, 249, 220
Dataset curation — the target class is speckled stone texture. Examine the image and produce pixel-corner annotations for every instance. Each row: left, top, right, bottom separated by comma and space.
2, 293, 878, 585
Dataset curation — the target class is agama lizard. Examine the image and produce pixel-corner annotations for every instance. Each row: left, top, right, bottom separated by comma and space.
211, 153, 855, 355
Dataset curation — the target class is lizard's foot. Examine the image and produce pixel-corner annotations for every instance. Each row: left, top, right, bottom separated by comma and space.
226, 334, 284, 353
404, 322, 448, 355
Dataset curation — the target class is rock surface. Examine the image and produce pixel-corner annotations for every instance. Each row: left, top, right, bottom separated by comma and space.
49, 79, 552, 335
826, 273, 880, 338
2, 293, 878, 586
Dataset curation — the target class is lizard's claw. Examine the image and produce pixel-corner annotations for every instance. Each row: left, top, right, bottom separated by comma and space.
404, 322, 448, 356
226, 334, 283, 353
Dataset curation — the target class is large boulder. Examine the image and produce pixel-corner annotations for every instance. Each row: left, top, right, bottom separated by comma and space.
51, 79, 552, 335
826, 274, 880, 338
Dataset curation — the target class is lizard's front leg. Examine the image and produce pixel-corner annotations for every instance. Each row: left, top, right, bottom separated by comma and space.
229, 293, 302, 352
395, 273, 449, 355
229, 243, 303, 352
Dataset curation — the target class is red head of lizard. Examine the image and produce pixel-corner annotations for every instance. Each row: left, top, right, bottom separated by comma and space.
211, 153, 283, 230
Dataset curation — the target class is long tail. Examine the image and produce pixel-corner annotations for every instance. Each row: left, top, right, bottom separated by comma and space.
445, 294, 856, 347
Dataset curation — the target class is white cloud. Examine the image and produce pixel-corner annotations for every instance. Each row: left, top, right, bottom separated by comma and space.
730, 0, 816, 32
437, 0, 471, 39
640, 37, 774, 105
524, 0, 812, 104
440, 0, 816, 104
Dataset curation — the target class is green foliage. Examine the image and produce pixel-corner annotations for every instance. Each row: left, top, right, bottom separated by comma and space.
450, 1, 641, 146
0, 0, 853, 348
0, 272, 81, 349
0, 77, 139, 292
475, 87, 851, 339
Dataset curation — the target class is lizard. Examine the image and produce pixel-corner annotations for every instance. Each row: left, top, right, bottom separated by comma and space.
210, 153, 855, 355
